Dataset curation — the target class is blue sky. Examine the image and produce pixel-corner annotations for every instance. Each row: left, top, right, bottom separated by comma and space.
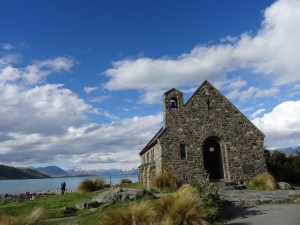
1, 0, 300, 171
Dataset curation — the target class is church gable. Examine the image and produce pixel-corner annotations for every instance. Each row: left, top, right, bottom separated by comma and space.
183, 81, 264, 137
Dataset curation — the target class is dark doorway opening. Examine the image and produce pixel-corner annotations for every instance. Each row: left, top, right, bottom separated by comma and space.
203, 137, 223, 180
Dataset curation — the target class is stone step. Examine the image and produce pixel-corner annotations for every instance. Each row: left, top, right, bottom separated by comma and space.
210, 181, 245, 191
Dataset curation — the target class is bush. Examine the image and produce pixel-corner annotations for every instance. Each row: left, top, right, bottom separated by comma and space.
150, 168, 182, 191
120, 178, 132, 185
154, 184, 207, 225
77, 177, 105, 193
188, 174, 220, 220
247, 172, 276, 190
265, 149, 300, 183
100, 201, 155, 225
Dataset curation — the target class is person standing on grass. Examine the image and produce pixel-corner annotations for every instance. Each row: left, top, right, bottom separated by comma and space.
61, 181, 66, 195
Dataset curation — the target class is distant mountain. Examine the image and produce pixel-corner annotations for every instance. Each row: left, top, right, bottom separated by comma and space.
33, 166, 68, 176
66, 167, 138, 176
280, 145, 300, 155
0, 165, 51, 180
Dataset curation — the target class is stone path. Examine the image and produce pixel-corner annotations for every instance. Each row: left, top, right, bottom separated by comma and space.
220, 189, 300, 204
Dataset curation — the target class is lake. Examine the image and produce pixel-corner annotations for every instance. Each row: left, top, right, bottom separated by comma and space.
0, 175, 138, 195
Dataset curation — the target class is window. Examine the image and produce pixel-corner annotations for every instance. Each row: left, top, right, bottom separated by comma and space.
170, 97, 178, 109
180, 143, 187, 159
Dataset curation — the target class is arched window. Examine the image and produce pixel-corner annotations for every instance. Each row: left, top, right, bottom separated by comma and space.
170, 97, 178, 109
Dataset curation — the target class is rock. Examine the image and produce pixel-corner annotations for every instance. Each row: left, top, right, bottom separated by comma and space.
92, 188, 155, 204
277, 182, 292, 190
86, 201, 99, 208
75, 201, 99, 210
61, 207, 77, 214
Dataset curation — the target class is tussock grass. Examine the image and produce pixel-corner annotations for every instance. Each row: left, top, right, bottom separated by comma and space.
151, 169, 181, 191
1, 207, 47, 225
120, 178, 132, 184
154, 184, 208, 225
100, 201, 155, 225
0, 213, 10, 225
77, 178, 105, 193
248, 172, 276, 190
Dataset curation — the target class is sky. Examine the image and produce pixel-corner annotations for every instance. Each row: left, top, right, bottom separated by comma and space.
0, 0, 300, 171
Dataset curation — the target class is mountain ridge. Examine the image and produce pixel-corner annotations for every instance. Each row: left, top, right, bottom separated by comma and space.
0, 165, 51, 180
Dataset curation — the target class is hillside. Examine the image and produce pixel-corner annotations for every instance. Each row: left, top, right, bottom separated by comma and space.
0, 165, 51, 179
33, 166, 69, 176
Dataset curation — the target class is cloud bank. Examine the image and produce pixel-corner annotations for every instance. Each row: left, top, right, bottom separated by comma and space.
104, 0, 300, 102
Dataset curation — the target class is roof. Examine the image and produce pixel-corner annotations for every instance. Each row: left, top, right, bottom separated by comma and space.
139, 127, 166, 155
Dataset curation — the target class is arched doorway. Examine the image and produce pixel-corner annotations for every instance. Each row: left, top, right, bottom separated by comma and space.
203, 137, 223, 180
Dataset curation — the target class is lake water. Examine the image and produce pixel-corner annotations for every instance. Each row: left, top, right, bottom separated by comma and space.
0, 175, 138, 195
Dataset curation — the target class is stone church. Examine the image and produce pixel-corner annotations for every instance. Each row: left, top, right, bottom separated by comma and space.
138, 80, 267, 187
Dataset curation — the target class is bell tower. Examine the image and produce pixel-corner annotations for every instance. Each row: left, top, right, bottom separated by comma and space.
163, 88, 184, 128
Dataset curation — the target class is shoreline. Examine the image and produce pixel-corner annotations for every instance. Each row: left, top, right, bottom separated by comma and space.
0, 175, 138, 195
0, 189, 75, 200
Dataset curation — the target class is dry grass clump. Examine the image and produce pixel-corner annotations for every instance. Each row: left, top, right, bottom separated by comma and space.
154, 184, 208, 225
0, 213, 10, 225
100, 184, 212, 225
100, 201, 156, 225
150, 169, 182, 191
248, 172, 276, 190
120, 178, 133, 184
1, 207, 46, 225
77, 177, 105, 193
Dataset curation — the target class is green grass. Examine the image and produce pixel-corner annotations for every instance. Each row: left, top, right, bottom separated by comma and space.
0, 191, 104, 225
118, 182, 146, 189
0, 181, 221, 224
0, 183, 147, 225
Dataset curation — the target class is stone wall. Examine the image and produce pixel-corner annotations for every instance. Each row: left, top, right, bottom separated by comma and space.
138, 142, 162, 187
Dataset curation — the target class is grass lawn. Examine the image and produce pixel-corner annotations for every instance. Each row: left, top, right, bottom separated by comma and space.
0, 191, 109, 224
0, 183, 147, 225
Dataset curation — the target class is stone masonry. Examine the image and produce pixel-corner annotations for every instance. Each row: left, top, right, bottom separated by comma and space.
138, 80, 267, 187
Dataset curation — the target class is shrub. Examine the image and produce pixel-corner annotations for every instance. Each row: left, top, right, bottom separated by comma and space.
100, 201, 155, 225
154, 184, 207, 225
150, 168, 182, 191
188, 173, 220, 221
120, 178, 133, 185
77, 177, 105, 193
247, 172, 276, 190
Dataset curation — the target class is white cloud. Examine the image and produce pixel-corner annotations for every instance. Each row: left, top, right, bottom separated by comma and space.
0, 56, 76, 85
253, 100, 300, 148
0, 114, 162, 169
84, 86, 99, 94
2, 43, 14, 51
103, 0, 300, 103
90, 95, 111, 103
226, 86, 279, 101
250, 108, 266, 118
226, 78, 247, 90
